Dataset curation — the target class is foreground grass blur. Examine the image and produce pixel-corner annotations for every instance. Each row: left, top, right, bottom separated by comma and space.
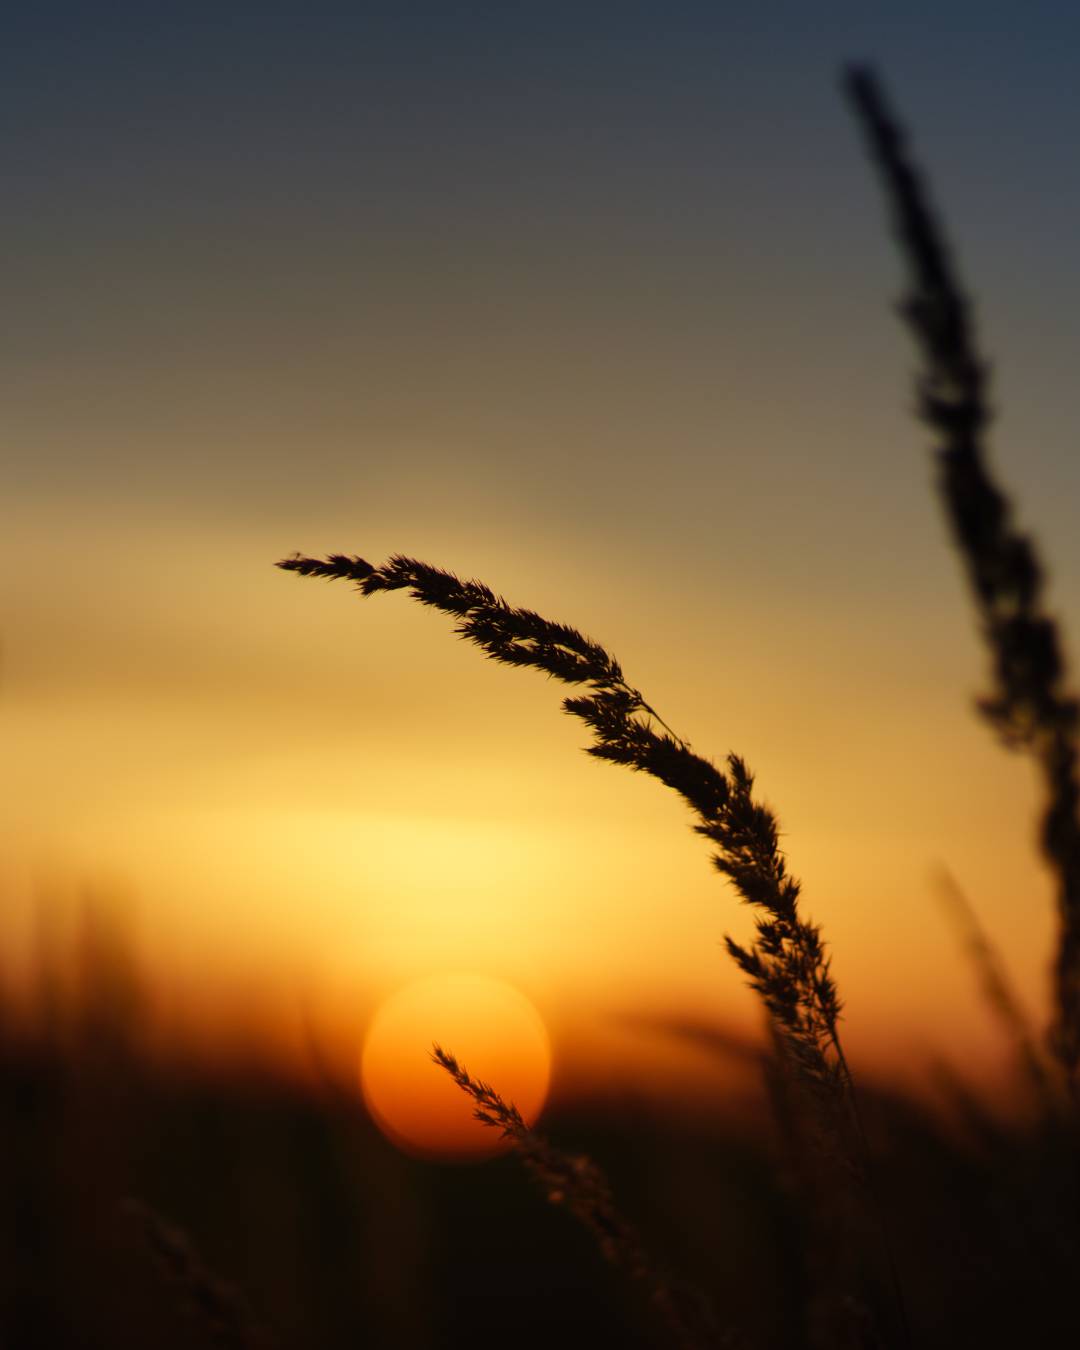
2, 908, 1076, 1350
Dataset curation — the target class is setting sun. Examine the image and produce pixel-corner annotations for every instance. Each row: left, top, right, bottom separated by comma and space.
359, 973, 552, 1160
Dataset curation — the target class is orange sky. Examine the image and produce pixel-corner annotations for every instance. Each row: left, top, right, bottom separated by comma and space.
4, 4, 1080, 1115
1, 486, 1068, 1104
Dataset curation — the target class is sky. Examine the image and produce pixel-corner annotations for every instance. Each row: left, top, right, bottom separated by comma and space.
5, 1, 1080, 1108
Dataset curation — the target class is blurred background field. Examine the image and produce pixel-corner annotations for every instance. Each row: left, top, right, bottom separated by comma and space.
2, 898, 1076, 1350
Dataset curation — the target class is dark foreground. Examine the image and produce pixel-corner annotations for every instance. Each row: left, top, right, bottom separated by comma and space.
3, 1003, 1078, 1350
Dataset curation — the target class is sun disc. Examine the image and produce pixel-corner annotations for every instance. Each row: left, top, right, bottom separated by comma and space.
360, 973, 551, 1160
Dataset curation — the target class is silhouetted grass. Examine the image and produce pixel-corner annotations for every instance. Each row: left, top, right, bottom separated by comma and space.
432, 1045, 725, 1350
124, 1197, 272, 1350
935, 868, 1059, 1114
277, 556, 857, 1134
845, 65, 1080, 1095
277, 551, 902, 1339
274, 63, 1080, 1350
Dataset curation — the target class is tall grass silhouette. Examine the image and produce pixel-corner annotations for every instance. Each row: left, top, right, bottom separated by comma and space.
276, 555, 896, 1343
845, 67, 1080, 1093
277, 554, 857, 1135
273, 62, 1080, 1350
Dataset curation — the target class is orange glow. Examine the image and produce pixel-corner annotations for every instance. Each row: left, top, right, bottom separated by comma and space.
360, 973, 551, 1160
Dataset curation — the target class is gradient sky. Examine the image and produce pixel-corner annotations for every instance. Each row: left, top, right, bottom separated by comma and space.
5, 2, 1080, 1100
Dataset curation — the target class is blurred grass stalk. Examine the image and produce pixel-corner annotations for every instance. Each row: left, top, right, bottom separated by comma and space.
845, 66, 1080, 1099
432, 1044, 727, 1350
